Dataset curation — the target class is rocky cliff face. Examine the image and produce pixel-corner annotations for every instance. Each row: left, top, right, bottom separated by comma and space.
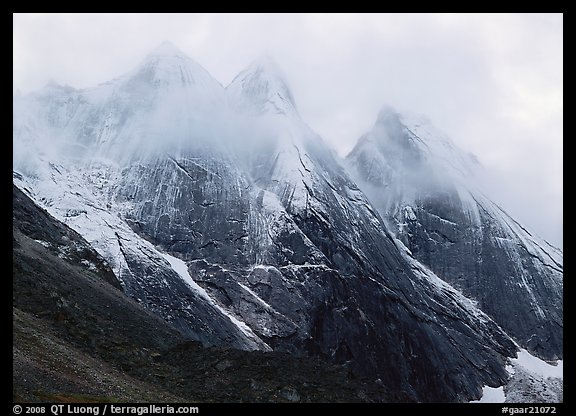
13, 184, 404, 403
346, 107, 563, 361
13, 42, 556, 402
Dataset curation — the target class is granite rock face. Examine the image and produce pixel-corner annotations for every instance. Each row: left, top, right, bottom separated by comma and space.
13, 184, 408, 403
346, 107, 563, 361
12, 43, 543, 402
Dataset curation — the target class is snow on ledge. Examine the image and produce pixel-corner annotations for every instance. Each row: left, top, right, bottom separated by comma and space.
160, 252, 271, 351
470, 386, 506, 403
513, 349, 563, 379
470, 348, 562, 403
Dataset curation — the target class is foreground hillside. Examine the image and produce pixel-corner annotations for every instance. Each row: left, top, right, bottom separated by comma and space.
13, 185, 400, 403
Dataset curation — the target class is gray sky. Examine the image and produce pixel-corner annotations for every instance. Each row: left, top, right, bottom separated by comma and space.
13, 13, 563, 248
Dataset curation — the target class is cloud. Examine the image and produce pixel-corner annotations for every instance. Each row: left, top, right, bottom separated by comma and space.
12, 13, 563, 248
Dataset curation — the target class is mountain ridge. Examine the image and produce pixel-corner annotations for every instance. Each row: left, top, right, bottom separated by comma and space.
346, 106, 563, 361
13, 43, 562, 402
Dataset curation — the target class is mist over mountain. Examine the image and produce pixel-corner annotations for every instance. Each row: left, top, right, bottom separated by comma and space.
345, 107, 563, 361
13, 42, 562, 403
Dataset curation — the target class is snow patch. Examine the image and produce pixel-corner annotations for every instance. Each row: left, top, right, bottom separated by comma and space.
513, 349, 563, 380
470, 386, 505, 403
161, 252, 271, 351
161, 253, 208, 299
250, 264, 278, 272
80, 259, 98, 271
403, 205, 417, 221
34, 239, 51, 248
237, 282, 273, 310
503, 348, 563, 403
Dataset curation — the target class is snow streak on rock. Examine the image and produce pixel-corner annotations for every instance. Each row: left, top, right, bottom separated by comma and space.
13, 42, 560, 402
346, 106, 563, 361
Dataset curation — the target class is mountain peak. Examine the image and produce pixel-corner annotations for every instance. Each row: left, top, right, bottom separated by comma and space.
247, 54, 282, 75
346, 106, 563, 363
349, 105, 482, 186
126, 41, 223, 94
227, 55, 297, 116
147, 41, 186, 58
373, 106, 458, 155
376, 105, 400, 123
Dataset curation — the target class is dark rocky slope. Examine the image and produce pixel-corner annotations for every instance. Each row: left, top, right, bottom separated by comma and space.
12, 43, 525, 402
13, 184, 400, 403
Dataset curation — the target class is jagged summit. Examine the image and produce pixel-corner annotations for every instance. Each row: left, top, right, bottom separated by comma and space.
346, 107, 563, 360
12, 44, 562, 402
12, 42, 228, 167
227, 55, 296, 116
375, 104, 400, 123
126, 41, 223, 92
146, 40, 187, 58
353, 105, 481, 182
246, 55, 291, 85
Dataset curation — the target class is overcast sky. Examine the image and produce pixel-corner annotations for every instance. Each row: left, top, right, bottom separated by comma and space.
13, 13, 563, 248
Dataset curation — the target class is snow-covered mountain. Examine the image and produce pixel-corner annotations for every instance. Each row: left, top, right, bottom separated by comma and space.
13, 42, 561, 402
226, 55, 297, 117
346, 106, 563, 361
